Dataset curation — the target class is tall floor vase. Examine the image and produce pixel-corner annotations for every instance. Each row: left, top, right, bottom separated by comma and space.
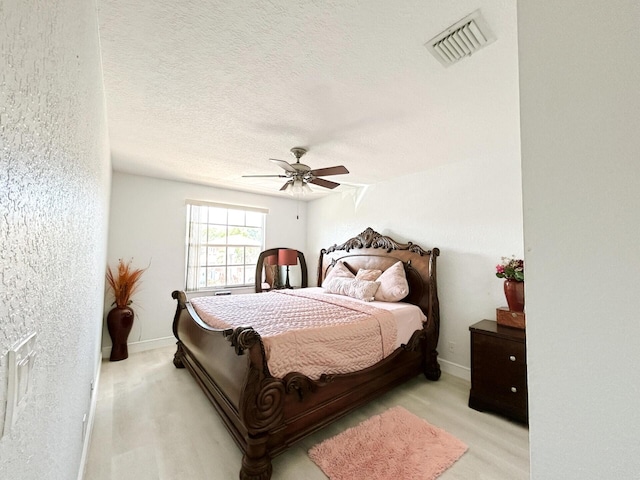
503, 280, 525, 312
107, 306, 134, 361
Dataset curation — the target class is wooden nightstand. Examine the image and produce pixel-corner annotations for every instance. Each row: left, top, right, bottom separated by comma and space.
468, 320, 528, 423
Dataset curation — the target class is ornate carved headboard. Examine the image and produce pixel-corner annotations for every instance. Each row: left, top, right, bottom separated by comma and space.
317, 228, 440, 330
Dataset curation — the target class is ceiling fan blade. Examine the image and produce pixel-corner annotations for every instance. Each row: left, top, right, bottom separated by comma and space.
308, 165, 349, 177
280, 180, 292, 191
309, 177, 340, 189
269, 158, 297, 173
242, 174, 288, 178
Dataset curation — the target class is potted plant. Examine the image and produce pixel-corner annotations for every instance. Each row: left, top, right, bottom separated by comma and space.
496, 256, 525, 312
106, 259, 147, 361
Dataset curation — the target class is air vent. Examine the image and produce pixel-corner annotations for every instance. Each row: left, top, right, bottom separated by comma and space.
425, 10, 496, 67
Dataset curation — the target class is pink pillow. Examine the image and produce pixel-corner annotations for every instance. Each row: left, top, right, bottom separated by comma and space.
323, 278, 380, 302
321, 261, 354, 287
355, 268, 382, 282
374, 261, 409, 302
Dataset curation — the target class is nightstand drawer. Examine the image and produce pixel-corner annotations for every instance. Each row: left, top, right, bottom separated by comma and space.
470, 373, 527, 413
469, 320, 528, 423
472, 333, 525, 367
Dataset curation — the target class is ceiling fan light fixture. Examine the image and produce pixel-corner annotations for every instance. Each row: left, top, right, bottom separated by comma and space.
285, 178, 312, 197
292, 179, 304, 196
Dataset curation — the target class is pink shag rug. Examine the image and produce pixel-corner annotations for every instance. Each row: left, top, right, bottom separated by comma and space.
308, 406, 467, 480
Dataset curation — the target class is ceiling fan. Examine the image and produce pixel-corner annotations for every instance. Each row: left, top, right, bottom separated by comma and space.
243, 147, 349, 195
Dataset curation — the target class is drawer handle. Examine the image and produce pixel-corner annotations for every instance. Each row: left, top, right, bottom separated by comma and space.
509, 355, 516, 362
511, 386, 518, 393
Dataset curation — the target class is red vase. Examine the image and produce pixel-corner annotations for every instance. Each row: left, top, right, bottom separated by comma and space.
504, 280, 525, 312
107, 306, 134, 361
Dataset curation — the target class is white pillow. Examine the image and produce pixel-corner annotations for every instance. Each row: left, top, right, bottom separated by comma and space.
323, 277, 380, 302
374, 261, 409, 302
321, 261, 355, 287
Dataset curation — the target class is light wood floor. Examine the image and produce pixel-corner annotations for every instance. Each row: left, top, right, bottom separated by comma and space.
84, 346, 530, 480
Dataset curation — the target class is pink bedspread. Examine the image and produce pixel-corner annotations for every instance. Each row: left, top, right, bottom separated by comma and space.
190, 290, 397, 379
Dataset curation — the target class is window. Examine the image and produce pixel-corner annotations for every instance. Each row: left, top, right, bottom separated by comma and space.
185, 201, 267, 292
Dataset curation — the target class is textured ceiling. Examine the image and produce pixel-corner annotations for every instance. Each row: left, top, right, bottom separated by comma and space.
97, 0, 519, 200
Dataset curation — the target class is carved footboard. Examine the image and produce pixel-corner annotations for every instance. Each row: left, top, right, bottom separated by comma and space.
172, 291, 282, 479
172, 295, 434, 480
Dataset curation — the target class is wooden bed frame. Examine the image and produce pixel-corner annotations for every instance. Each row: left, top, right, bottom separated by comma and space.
171, 227, 441, 480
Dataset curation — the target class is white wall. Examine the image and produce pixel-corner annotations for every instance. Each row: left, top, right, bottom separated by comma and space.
0, 1, 111, 479
104, 172, 307, 352
519, 1, 640, 478
307, 151, 523, 377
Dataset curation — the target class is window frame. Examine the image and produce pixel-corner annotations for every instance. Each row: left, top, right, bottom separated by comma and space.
184, 200, 268, 292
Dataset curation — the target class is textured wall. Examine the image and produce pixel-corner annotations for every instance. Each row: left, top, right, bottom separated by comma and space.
0, 0, 110, 478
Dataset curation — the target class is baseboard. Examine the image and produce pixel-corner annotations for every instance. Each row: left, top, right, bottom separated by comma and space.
101, 335, 176, 359
439, 358, 471, 382
77, 355, 101, 480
